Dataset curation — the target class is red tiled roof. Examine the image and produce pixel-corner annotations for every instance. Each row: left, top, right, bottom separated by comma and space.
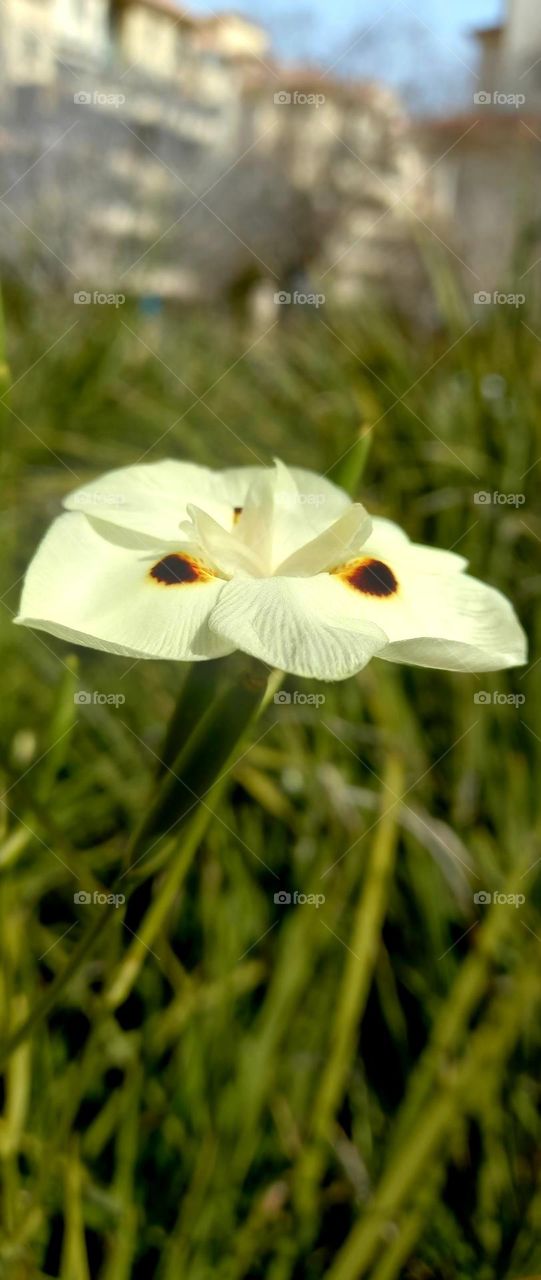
471, 24, 504, 39
417, 111, 541, 141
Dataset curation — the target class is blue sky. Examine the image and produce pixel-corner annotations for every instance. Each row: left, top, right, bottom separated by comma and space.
188, 0, 505, 108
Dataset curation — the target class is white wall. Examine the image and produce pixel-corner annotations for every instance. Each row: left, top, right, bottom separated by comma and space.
116, 5, 184, 80
2, 0, 56, 85
52, 0, 110, 61
503, 0, 541, 88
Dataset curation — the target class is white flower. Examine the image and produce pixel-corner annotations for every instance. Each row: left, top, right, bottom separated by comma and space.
16, 458, 526, 681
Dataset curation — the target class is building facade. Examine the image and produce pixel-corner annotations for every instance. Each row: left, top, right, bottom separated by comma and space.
0, 1, 433, 308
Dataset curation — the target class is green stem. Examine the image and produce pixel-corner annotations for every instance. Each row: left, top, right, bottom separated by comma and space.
157, 657, 229, 775
129, 656, 280, 866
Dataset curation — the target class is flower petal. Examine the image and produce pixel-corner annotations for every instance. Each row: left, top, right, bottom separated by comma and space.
330, 550, 526, 672
208, 574, 388, 680
289, 467, 352, 523
277, 503, 372, 576
185, 504, 262, 577
16, 512, 232, 661
365, 516, 468, 573
235, 460, 355, 571
65, 459, 268, 544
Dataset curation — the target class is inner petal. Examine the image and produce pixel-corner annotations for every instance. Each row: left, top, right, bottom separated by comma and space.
277, 504, 372, 577
183, 505, 262, 577
236, 459, 354, 573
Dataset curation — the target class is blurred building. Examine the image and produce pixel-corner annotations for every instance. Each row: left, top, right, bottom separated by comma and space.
0, 0, 432, 308
414, 0, 541, 300
475, 0, 541, 99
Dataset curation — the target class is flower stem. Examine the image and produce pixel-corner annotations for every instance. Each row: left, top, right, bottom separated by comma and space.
157, 657, 230, 775
128, 655, 281, 868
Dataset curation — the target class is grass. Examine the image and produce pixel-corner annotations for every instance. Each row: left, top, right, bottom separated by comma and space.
0, 282, 540, 1279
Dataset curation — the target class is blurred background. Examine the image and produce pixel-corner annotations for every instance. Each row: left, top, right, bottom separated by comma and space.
1, 2, 541, 1279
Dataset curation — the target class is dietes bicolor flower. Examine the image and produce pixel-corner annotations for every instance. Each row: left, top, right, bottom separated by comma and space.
16, 459, 527, 681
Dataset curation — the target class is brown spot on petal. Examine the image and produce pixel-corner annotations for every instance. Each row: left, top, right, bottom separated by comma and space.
233, 506, 243, 524
335, 557, 398, 598
149, 553, 212, 586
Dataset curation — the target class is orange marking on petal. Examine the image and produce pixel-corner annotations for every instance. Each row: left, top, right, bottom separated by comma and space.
149, 553, 213, 586
333, 557, 398, 598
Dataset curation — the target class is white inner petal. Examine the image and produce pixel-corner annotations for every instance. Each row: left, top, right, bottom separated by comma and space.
179, 460, 370, 579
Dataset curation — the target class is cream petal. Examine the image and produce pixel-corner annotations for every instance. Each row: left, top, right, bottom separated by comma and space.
185, 505, 262, 577
65, 459, 355, 575
231, 460, 309, 571
276, 503, 372, 576
329, 555, 526, 672
208, 574, 388, 680
223, 463, 351, 528
64, 459, 267, 543
233, 463, 283, 573
289, 468, 352, 523
270, 461, 355, 566
15, 512, 232, 661
365, 517, 468, 573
